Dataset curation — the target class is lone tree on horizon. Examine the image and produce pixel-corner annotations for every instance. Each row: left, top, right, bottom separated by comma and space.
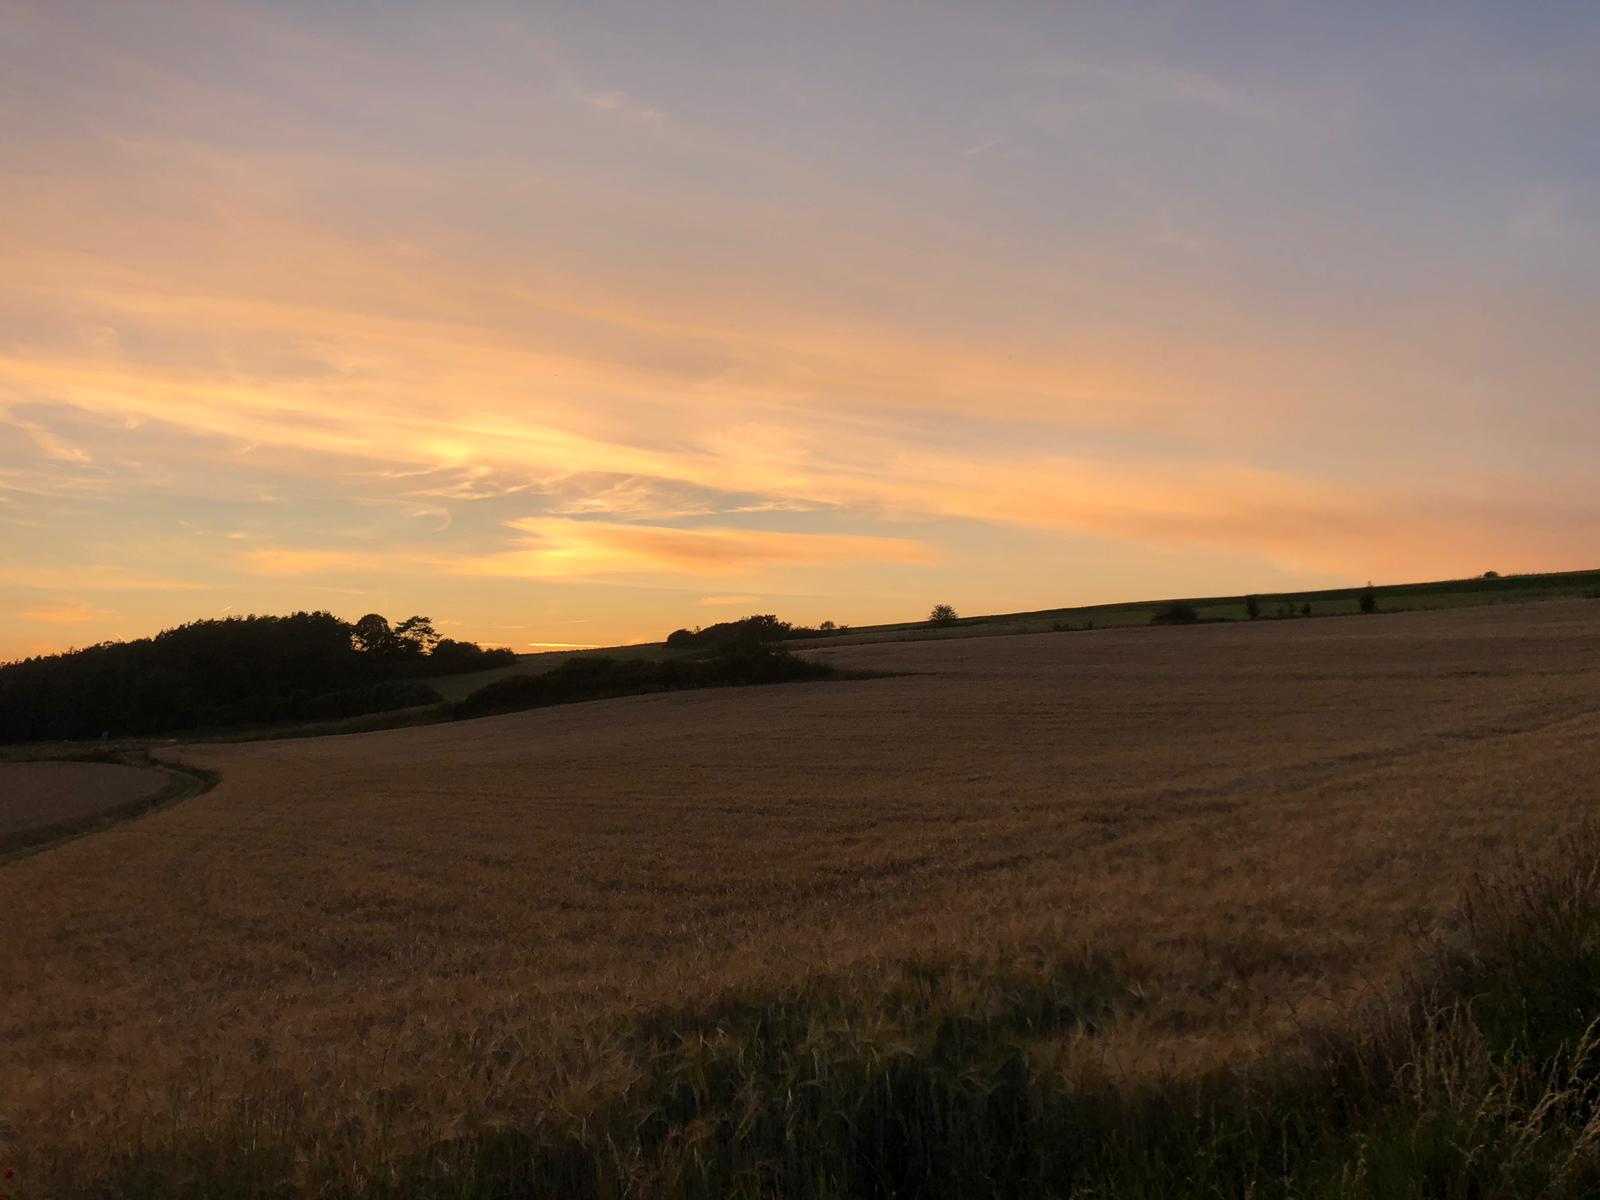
929, 604, 958, 625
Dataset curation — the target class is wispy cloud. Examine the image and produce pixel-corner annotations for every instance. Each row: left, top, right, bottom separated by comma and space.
15, 599, 117, 625
5, 565, 210, 592
234, 547, 434, 578
586, 91, 663, 123
474, 518, 938, 579
962, 134, 1009, 157
542, 474, 834, 522
1512, 184, 1595, 246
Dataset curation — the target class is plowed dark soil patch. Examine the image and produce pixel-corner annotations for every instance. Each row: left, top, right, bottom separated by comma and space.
0, 761, 169, 840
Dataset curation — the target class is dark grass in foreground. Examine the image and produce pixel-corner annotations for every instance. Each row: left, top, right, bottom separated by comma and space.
75, 831, 1600, 1199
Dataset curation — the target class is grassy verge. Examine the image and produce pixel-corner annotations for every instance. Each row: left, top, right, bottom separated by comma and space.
44, 828, 1600, 1198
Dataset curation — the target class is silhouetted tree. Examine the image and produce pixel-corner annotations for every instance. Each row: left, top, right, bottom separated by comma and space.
1359, 584, 1378, 614
352, 613, 397, 656
394, 615, 439, 657
929, 604, 958, 625
352, 614, 438, 658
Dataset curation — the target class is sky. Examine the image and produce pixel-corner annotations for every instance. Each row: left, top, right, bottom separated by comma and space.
3, 1, 1598, 659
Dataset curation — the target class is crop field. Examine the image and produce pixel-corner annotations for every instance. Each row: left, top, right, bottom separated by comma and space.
4, 601, 1600, 1196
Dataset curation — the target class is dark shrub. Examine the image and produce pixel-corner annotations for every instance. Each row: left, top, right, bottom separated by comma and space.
1150, 600, 1199, 625
300, 680, 441, 721
1245, 595, 1261, 620
1359, 585, 1378, 614
929, 604, 958, 625
456, 644, 835, 720
423, 638, 516, 674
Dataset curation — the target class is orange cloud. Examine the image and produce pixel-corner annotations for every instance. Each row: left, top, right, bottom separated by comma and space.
230, 521, 938, 587
471, 518, 939, 579
15, 599, 116, 625
233, 547, 431, 577
4, 565, 209, 592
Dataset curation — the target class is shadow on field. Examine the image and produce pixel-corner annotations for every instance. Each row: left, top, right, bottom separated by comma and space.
81, 827, 1600, 1199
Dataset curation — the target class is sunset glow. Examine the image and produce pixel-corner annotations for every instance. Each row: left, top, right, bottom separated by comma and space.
4, 3, 1598, 658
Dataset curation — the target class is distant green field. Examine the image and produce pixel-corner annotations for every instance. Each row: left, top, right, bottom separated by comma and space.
786, 567, 1600, 648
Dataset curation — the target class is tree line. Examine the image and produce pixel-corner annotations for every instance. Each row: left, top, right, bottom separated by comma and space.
0, 612, 514, 743
664, 613, 855, 651
665, 614, 803, 650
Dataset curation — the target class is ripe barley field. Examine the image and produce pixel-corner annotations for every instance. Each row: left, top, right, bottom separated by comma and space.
4, 601, 1600, 1196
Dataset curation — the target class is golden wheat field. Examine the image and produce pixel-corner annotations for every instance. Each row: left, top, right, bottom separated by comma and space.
5, 601, 1600, 1185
